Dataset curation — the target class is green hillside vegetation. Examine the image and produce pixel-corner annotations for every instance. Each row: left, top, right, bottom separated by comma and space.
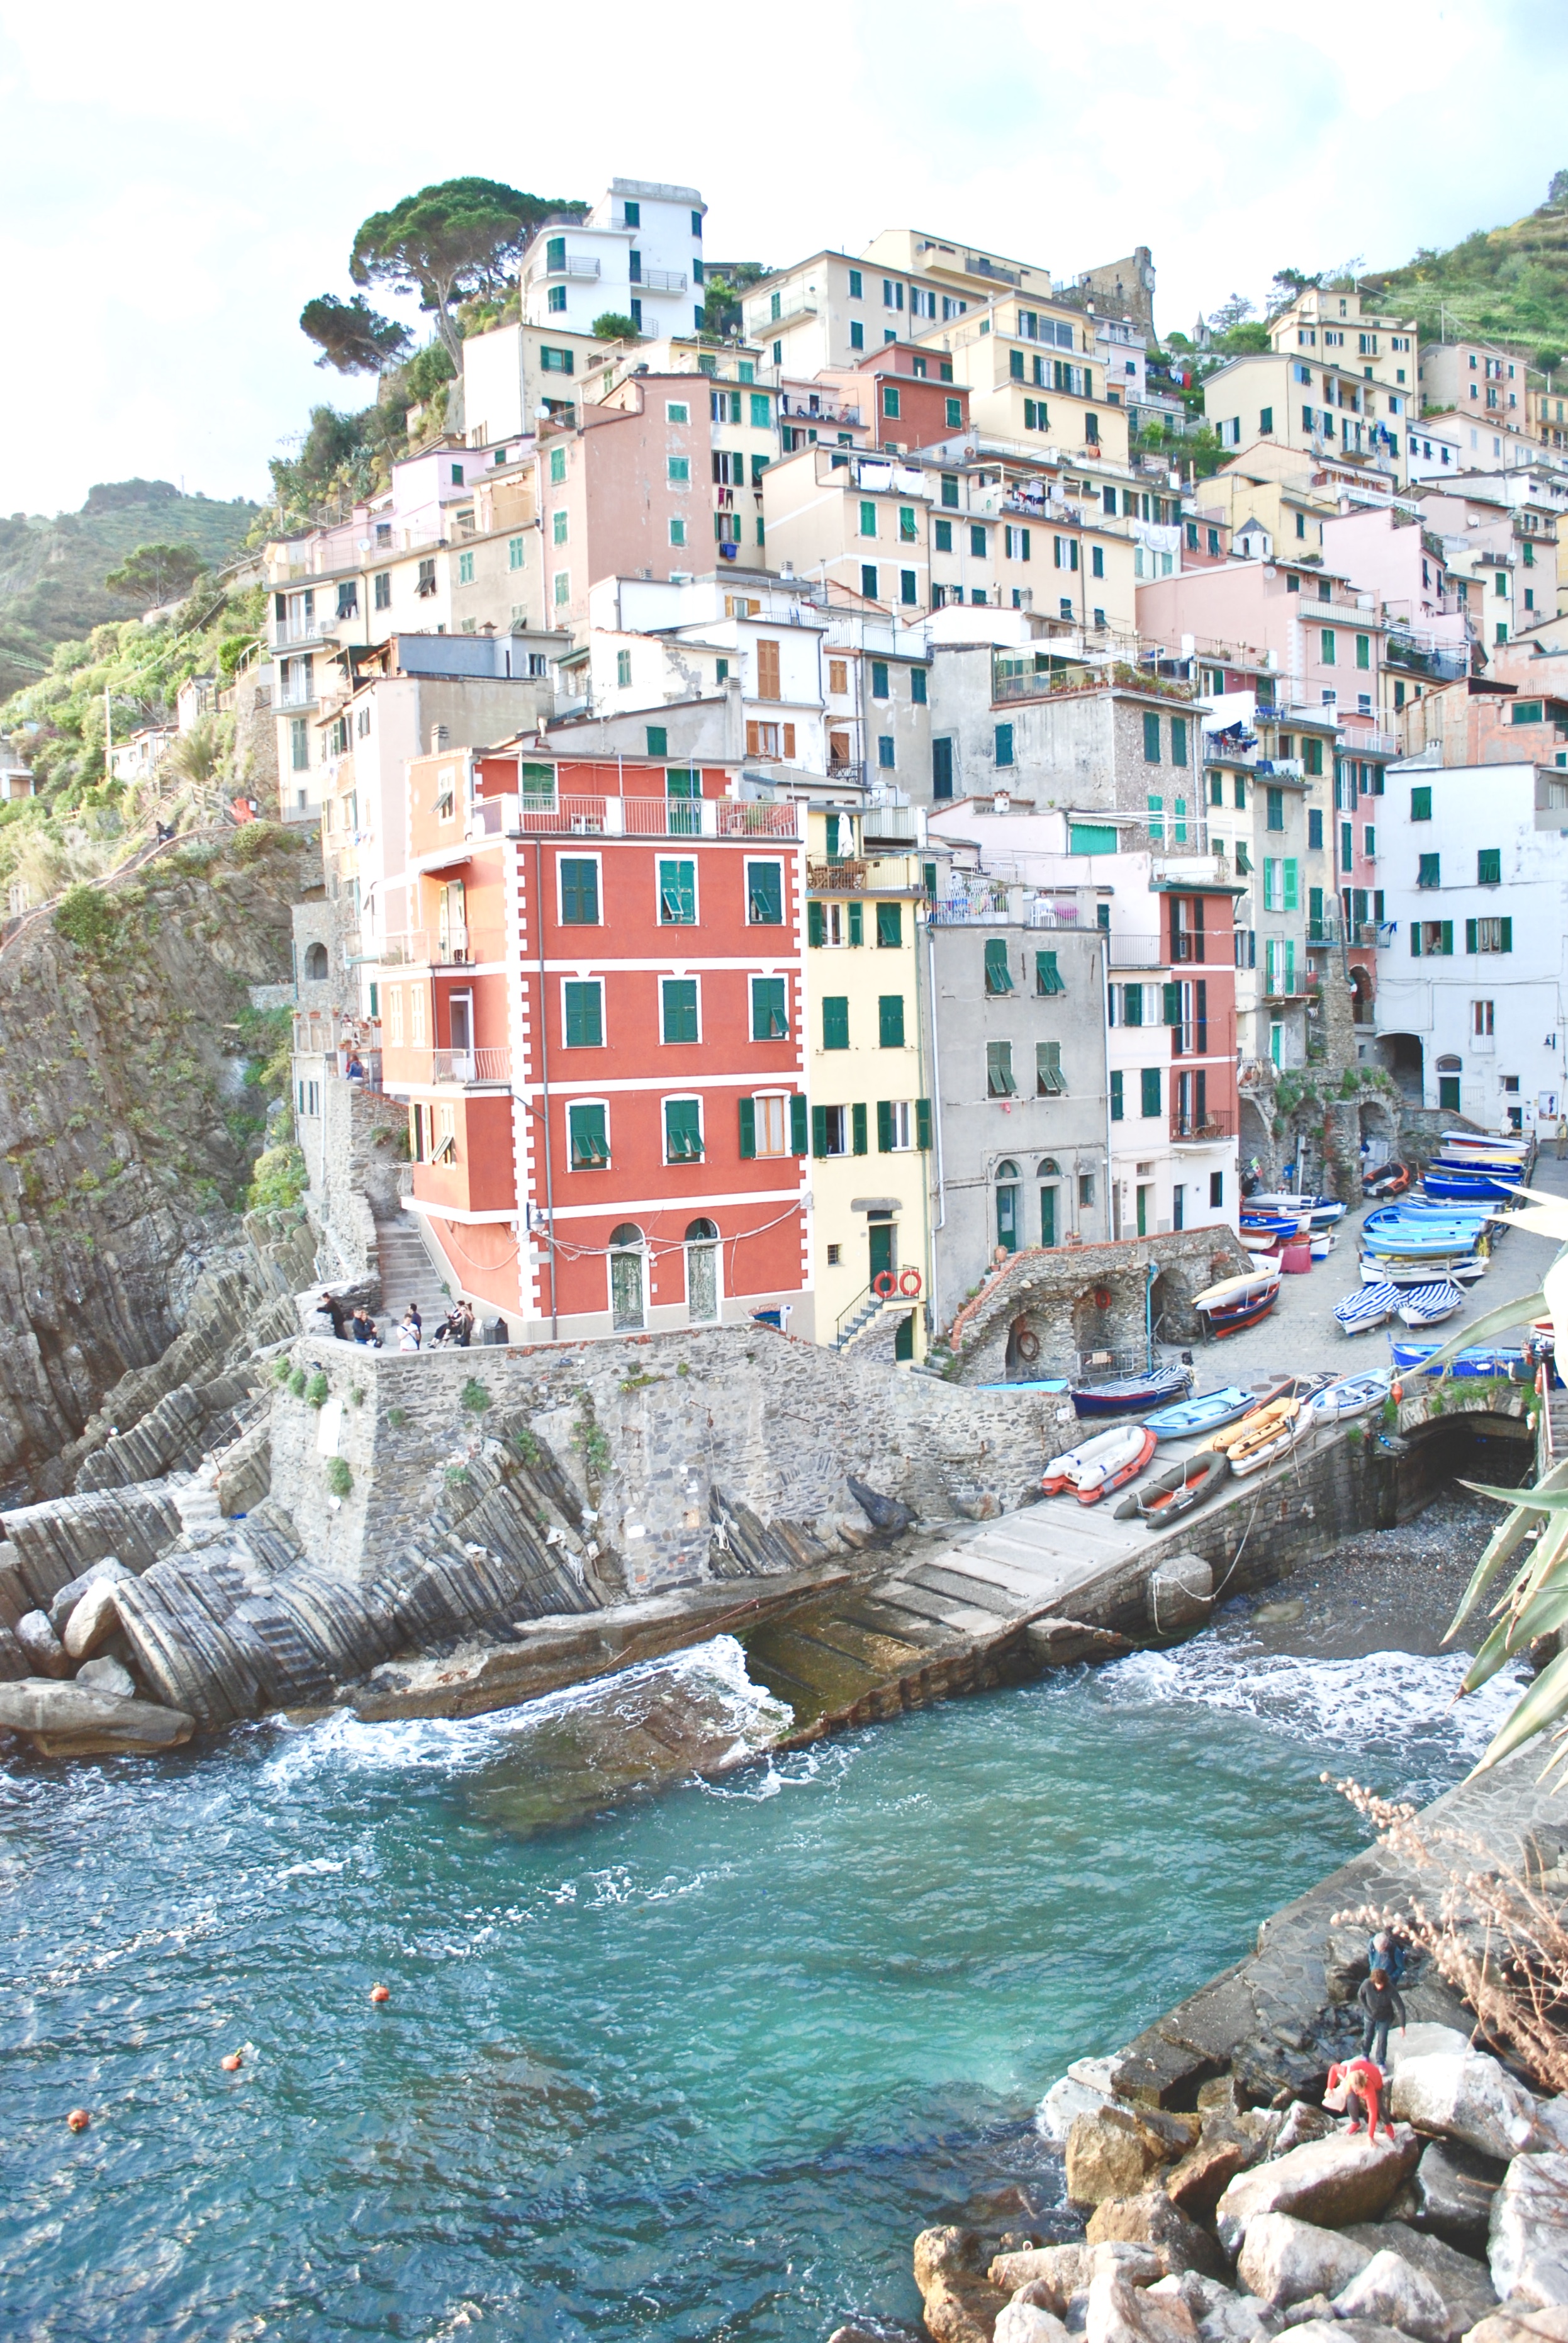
1362, 171, 1568, 366
0, 480, 259, 702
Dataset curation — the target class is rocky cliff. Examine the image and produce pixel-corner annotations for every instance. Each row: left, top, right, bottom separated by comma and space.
0, 828, 309, 1500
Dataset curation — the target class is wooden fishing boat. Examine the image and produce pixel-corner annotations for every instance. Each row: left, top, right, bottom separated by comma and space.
1075, 1422, 1157, 1505
1335, 1279, 1400, 1334
1042, 1420, 1151, 1496
1069, 1361, 1193, 1420
1226, 1398, 1312, 1477
1192, 1262, 1282, 1338
1395, 1279, 1466, 1329
1142, 1386, 1258, 1441
1424, 1165, 1525, 1202
1210, 1394, 1294, 1453
1308, 1369, 1392, 1425
1388, 1340, 1530, 1379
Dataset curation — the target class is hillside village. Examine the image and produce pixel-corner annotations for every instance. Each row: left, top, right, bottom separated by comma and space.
9, 172, 1568, 1368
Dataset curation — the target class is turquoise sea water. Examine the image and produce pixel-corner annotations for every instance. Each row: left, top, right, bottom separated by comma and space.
1, 1627, 1519, 2342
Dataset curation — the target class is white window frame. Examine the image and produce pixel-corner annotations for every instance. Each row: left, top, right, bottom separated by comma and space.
661, 1092, 705, 1166
559, 974, 605, 1047
821, 900, 848, 948
410, 984, 427, 1046
386, 986, 404, 1046
886, 1099, 913, 1150
820, 1103, 849, 1156
753, 1092, 791, 1157
555, 849, 603, 927
660, 973, 702, 1045
666, 401, 690, 424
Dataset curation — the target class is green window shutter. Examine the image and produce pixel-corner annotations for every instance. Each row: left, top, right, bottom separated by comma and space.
876, 901, 902, 947
876, 1100, 894, 1152
878, 994, 905, 1047
737, 1098, 756, 1159
1465, 918, 1477, 954
1411, 785, 1431, 821
915, 1097, 932, 1150
807, 899, 825, 948
564, 980, 602, 1047
1309, 886, 1323, 930
1411, 924, 1421, 958
860, 500, 877, 537
790, 1094, 809, 1155
848, 901, 864, 946
1477, 848, 1501, 885
748, 862, 783, 922
1500, 916, 1513, 953
812, 1104, 828, 1158
984, 937, 1013, 993
568, 1101, 608, 1167
822, 996, 849, 1050
1143, 711, 1161, 763
646, 725, 668, 756
1284, 859, 1299, 911
1035, 949, 1064, 994
851, 1102, 868, 1155
1162, 981, 1181, 1025
1170, 716, 1188, 767
1124, 982, 1143, 1026
750, 391, 770, 428
995, 722, 1014, 767
946, 396, 961, 427
1110, 1069, 1124, 1121
559, 857, 599, 923
664, 1098, 703, 1160
658, 858, 696, 921
752, 977, 788, 1040
1141, 1066, 1162, 1118
1440, 921, 1453, 955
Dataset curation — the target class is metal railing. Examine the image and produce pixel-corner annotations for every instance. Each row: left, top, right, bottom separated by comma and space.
993, 657, 1197, 706
464, 792, 798, 841
432, 1047, 512, 1085
539, 256, 600, 279
640, 267, 687, 293
1170, 1105, 1236, 1143
376, 929, 508, 967
1107, 932, 1166, 967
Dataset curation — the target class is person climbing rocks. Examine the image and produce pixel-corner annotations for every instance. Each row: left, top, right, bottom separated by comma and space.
1357, 1966, 1406, 2068
1367, 1928, 1407, 1987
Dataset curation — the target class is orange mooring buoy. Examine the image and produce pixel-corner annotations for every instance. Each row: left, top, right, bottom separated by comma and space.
67, 2108, 90, 2133
370, 1984, 389, 2004
1391, 1380, 1404, 1403
221, 2051, 243, 2072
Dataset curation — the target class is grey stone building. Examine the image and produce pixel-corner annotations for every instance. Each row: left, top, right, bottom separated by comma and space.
920, 883, 1111, 1326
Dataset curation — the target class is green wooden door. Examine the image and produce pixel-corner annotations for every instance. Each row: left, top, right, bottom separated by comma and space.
869, 1221, 895, 1284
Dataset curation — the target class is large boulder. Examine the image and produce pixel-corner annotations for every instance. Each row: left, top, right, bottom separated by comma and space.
1388, 2028, 1474, 2074
1148, 2272, 1280, 2343
16, 1611, 71, 1679
1404, 2139, 1506, 2253
1331, 2249, 1452, 2343
47, 1556, 134, 1638
1465, 2308, 1568, 2343
0, 1677, 193, 1755
990, 2242, 1160, 2305
1086, 2269, 1199, 2343
1216, 2128, 1423, 2253
1069, 2107, 1197, 2206
1489, 2154, 1568, 2308
1169, 2137, 1260, 2218
1236, 2213, 1374, 2306
1391, 2055, 1545, 2163
1344, 2223, 1497, 2338
914, 2227, 1010, 2343
996, 2304, 1072, 2343
1087, 2191, 1227, 2279
62, 1576, 123, 1661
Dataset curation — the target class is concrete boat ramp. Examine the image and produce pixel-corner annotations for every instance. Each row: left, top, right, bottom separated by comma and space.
742, 1383, 1534, 1746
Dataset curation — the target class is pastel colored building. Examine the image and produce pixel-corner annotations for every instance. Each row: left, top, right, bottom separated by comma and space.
520, 179, 707, 344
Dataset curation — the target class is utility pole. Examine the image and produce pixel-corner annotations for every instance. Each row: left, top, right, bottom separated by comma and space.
103, 686, 111, 780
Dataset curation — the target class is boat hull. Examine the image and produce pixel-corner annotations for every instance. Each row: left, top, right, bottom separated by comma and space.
1202, 1288, 1280, 1337
1077, 1425, 1157, 1505
1070, 1366, 1192, 1420
1143, 1386, 1257, 1440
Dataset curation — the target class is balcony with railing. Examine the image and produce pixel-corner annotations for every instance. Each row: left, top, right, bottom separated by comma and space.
1107, 932, 1167, 967
537, 256, 600, 280
1339, 728, 1400, 757
273, 605, 348, 649
1170, 1104, 1236, 1144
780, 393, 861, 425
431, 1047, 512, 1087
639, 266, 688, 294
462, 792, 800, 841
993, 656, 1197, 707
376, 928, 508, 968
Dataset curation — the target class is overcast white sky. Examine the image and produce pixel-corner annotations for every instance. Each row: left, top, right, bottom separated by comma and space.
3, 0, 1567, 517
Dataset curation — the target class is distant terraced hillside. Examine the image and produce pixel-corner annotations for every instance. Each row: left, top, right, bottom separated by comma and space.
1364, 177, 1568, 359
0, 480, 259, 702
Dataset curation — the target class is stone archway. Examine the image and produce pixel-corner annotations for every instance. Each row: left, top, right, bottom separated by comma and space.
1072, 1285, 1113, 1360
1238, 1091, 1275, 1188
1004, 1310, 1049, 1379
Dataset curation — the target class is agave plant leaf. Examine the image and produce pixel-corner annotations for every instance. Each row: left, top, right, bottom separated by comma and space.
1472, 1646, 1568, 1776
1445, 1453, 1568, 1642
1460, 1481, 1568, 1510
1462, 1569, 1568, 1694
1409, 1290, 1547, 1376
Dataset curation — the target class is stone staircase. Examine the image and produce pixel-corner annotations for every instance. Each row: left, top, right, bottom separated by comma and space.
373, 1208, 451, 1330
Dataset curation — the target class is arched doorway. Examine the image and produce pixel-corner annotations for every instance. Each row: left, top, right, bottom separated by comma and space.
1036, 1157, 1061, 1248
303, 941, 328, 980
684, 1218, 720, 1325
1072, 1284, 1112, 1357
1380, 1033, 1425, 1103
995, 1160, 1021, 1254
1435, 1052, 1462, 1115
608, 1223, 646, 1330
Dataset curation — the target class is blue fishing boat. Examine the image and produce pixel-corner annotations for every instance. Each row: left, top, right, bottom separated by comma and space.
1389, 1341, 1530, 1379
1143, 1386, 1258, 1441
1069, 1361, 1194, 1419
1423, 1165, 1523, 1201
1395, 1279, 1465, 1329
1309, 1369, 1393, 1424
1335, 1279, 1400, 1334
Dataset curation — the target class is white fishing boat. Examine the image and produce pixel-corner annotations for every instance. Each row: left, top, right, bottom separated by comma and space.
1041, 1420, 1153, 1497
1309, 1369, 1393, 1425
1396, 1279, 1466, 1329
1335, 1279, 1400, 1334
1309, 1230, 1337, 1262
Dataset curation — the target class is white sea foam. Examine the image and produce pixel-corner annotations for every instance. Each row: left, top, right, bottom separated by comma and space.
276, 1857, 344, 1879
1098, 1638, 1523, 1771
